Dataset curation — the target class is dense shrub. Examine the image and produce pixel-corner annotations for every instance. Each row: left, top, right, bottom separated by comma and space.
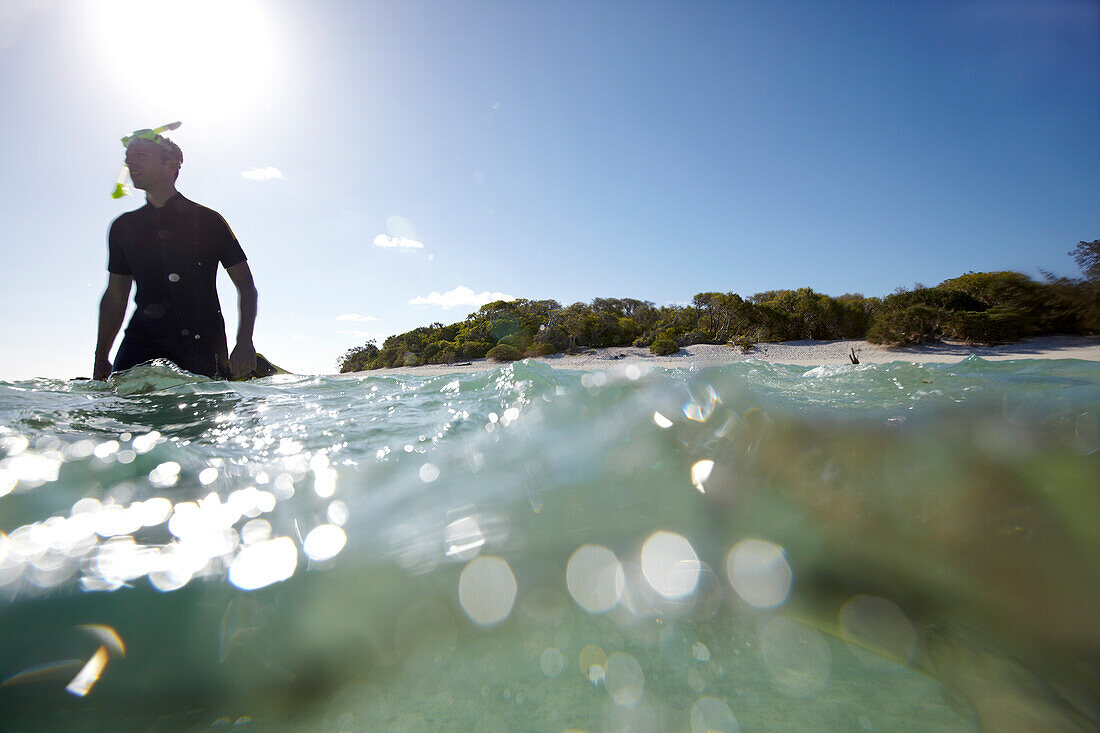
459, 341, 494, 359
430, 346, 457, 364
650, 336, 680, 355
486, 344, 523, 361
867, 304, 942, 345
731, 335, 755, 353
527, 342, 558, 357
679, 329, 715, 346
948, 307, 1032, 344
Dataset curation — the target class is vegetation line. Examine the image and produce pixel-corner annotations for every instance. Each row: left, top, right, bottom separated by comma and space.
338, 240, 1100, 373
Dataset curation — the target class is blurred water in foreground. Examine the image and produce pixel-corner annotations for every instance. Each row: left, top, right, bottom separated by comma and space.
0, 357, 1097, 731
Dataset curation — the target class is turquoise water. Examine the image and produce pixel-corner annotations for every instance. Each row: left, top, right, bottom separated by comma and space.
0, 357, 1097, 731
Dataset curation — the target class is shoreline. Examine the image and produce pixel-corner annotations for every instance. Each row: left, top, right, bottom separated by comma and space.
342, 335, 1100, 377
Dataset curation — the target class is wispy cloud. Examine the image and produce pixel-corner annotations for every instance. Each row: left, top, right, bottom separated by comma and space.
409, 286, 515, 309
241, 166, 285, 181
336, 313, 379, 323
374, 234, 424, 250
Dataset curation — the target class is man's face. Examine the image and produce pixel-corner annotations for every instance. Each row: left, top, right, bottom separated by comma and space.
124, 140, 178, 190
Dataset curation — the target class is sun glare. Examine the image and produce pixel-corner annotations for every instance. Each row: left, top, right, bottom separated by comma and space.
86, 0, 278, 118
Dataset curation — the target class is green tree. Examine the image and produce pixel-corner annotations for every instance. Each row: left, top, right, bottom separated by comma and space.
337, 341, 379, 372
1071, 239, 1100, 282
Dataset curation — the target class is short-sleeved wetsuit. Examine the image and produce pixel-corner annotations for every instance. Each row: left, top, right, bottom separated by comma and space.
108, 193, 247, 378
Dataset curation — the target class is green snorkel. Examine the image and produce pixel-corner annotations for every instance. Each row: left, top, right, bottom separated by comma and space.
112, 121, 182, 199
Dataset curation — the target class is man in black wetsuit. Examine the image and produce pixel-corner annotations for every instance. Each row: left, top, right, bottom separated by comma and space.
93, 133, 258, 380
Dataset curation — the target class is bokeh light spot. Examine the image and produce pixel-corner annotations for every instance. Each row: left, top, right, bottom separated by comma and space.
641, 531, 700, 599
303, 524, 347, 561
726, 539, 792, 609
419, 462, 440, 483
760, 616, 831, 697
566, 544, 624, 614
604, 652, 645, 707
839, 595, 917, 666
228, 537, 297, 590
458, 555, 517, 626
579, 644, 608, 682
445, 514, 485, 560
691, 696, 739, 733
540, 647, 565, 678
65, 646, 109, 697
690, 460, 714, 493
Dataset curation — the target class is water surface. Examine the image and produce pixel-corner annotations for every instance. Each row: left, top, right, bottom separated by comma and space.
1, 358, 1097, 731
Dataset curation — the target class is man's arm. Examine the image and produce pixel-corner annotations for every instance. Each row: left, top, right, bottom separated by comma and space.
93, 274, 133, 380
226, 261, 258, 377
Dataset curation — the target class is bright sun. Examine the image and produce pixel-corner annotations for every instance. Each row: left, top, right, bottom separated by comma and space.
86, 0, 278, 119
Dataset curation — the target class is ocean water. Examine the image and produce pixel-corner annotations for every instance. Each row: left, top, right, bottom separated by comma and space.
0, 357, 1097, 731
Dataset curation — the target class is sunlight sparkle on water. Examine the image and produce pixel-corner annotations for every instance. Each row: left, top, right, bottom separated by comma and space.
690, 459, 714, 493
228, 537, 297, 590
444, 514, 485, 559
65, 646, 109, 698
303, 524, 347, 561
240, 519, 272, 545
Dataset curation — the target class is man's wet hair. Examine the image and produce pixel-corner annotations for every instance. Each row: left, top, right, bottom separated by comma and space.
127, 136, 184, 165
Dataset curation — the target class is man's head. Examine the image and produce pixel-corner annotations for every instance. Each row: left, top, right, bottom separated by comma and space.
124, 136, 183, 190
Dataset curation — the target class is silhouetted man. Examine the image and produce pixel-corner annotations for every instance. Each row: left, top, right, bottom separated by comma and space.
93, 132, 258, 380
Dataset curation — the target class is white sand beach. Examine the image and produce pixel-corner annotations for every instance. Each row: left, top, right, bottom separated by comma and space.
345, 335, 1100, 377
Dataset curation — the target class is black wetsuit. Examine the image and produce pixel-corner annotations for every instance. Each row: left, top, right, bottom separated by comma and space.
108, 193, 247, 378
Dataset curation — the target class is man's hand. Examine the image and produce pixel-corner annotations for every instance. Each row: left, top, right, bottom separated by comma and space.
93, 356, 112, 381
229, 342, 257, 378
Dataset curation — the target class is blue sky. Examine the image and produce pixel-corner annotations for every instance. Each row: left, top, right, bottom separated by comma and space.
0, 0, 1097, 378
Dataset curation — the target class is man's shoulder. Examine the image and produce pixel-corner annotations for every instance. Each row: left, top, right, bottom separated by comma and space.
172, 195, 232, 225
110, 203, 149, 227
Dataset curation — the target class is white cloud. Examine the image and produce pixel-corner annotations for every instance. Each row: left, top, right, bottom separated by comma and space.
374, 234, 424, 250
336, 313, 379, 323
409, 286, 515, 309
241, 166, 285, 181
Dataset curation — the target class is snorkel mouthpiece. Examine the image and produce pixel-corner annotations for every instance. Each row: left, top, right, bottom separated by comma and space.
112, 121, 182, 198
